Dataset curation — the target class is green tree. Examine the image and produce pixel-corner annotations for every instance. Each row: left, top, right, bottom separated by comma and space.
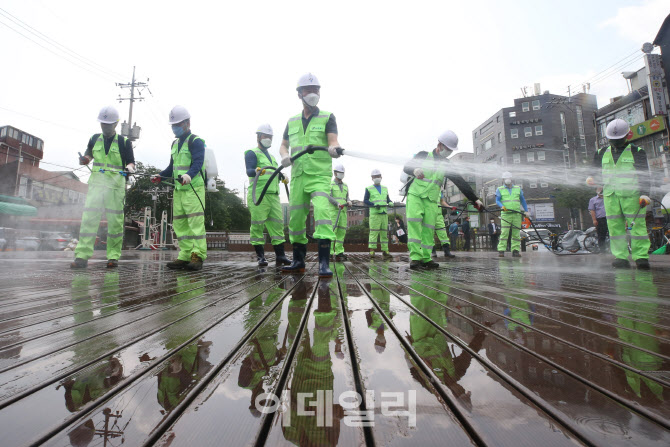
124, 163, 250, 231
555, 186, 593, 211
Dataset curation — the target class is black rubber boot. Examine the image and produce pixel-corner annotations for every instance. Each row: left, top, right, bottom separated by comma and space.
424, 260, 439, 269
612, 258, 630, 269
512, 250, 521, 258
106, 259, 118, 268
274, 244, 292, 266
317, 239, 333, 278
282, 243, 306, 274
185, 253, 203, 271
443, 244, 456, 258
635, 258, 650, 269
70, 258, 88, 269
254, 245, 268, 266
410, 260, 425, 270
167, 259, 189, 269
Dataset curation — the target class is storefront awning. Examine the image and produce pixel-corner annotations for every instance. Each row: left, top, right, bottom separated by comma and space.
0, 201, 38, 216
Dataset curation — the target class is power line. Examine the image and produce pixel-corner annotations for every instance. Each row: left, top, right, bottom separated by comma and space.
0, 7, 126, 79
588, 56, 645, 88
566, 48, 641, 93
0, 105, 89, 134
0, 17, 116, 83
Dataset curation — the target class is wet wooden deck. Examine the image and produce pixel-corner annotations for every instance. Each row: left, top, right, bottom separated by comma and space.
0, 250, 668, 446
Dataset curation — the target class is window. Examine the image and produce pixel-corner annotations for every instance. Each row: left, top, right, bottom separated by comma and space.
532, 100, 540, 110
484, 139, 492, 151
560, 112, 567, 143
524, 127, 532, 137
19, 177, 27, 198
509, 111, 516, 118
498, 132, 502, 143
499, 156, 505, 166
0, 127, 5, 137
511, 128, 518, 139
535, 125, 543, 136
537, 151, 545, 161
522, 102, 529, 112
529, 179, 537, 188
36, 140, 43, 150
496, 116, 500, 123
513, 153, 520, 164
527, 152, 535, 162
540, 180, 548, 188
28, 136, 34, 147
21, 133, 28, 144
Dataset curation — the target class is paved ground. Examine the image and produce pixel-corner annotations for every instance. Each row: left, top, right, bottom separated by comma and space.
0, 249, 668, 446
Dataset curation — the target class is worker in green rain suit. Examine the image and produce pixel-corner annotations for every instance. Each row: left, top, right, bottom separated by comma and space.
280, 73, 343, 278
615, 270, 664, 402
245, 123, 292, 267
330, 163, 352, 261
366, 264, 394, 352
403, 130, 484, 270
365, 169, 394, 260
152, 105, 207, 271
72, 105, 135, 269
407, 276, 486, 409
496, 171, 530, 258
283, 279, 344, 446
587, 118, 652, 269
432, 193, 457, 258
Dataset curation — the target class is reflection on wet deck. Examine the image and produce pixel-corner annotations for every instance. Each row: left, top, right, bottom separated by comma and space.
0, 250, 668, 446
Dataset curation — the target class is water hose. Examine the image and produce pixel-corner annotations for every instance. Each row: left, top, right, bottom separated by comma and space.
251, 145, 344, 206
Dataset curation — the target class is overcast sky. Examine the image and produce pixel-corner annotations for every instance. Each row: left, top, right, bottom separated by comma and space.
0, 0, 667, 202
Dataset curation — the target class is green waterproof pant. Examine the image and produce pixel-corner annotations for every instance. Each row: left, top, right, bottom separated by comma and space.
368, 213, 388, 251
605, 194, 650, 260
75, 185, 124, 261
497, 211, 521, 253
407, 194, 438, 262
247, 190, 285, 246
330, 205, 348, 255
173, 185, 207, 261
288, 174, 335, 244
435, 208, 449, 245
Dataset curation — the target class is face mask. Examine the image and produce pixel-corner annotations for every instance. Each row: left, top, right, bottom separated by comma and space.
373, 178, 382, 186
260, 138, 272, 148
597, 191, 603, 197
335, 172, 344, 180
504, 178, 512, 185
302, 93, 320, 107
172, 125, 185, 137
490, 220, 494, 223
101, 123, 117, 138
439, 148, 453, 158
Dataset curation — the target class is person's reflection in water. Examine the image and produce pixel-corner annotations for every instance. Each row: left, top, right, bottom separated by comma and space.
100, 271, 120, 315
282, 279, 345, 446
407, 275, 486, 411
238, 279, 291, 417
156, 338, 213, 413
615, 270, 665, 403
366, 264, 394, 353
499, 262, 534, 345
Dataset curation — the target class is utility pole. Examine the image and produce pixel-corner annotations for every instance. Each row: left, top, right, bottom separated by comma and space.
94, 408, 123, 447
14, 143, 22, 196
116, 66, 150, 142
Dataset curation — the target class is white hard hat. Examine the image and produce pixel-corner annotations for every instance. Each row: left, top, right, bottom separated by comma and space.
256, 123, 273, 136
169, 105, 191, 124
371, 169, 381, 176
438, 129, 459, 151
334, 163, 345, 172
97, 106, 119, 124
502, 171, 513, 179
296, 73, 320, 91
606, 118, 630, 140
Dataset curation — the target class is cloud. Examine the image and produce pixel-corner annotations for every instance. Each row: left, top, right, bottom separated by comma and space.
601, 0, 669, 43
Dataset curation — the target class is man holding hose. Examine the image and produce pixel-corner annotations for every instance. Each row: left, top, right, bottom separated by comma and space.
587, 118, 651, 269
244, 123, 292, 267
279, 73, 342, 278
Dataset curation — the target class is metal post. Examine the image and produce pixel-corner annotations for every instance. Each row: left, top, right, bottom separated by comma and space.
128, 66, 135, 136
14, 143, 22, 196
